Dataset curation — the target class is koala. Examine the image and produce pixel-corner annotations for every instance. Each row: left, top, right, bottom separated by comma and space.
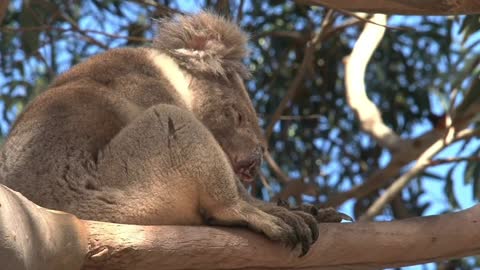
0, 12, 344, 256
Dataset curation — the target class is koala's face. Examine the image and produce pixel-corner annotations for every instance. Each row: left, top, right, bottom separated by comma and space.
192, 74, 266, 183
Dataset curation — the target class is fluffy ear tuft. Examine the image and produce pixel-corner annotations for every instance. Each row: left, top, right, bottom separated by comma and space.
153, 11, 250, 79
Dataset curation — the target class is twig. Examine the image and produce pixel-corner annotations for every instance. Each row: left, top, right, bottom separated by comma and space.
59, 13, 109, 50
330, 71, 479, 208
272, 181, 320, 204
251, 30, 306, 41
265, 10, 335, 141
359, 129, 476, 221
325, 127, 480, 208
428, 156, 480, 167
0, 26, 150, 43
279, 114, 324, 120
339, 12, 405, 30
236, 0, 245, 24
0, 0, 9, 24
259, 172, 273, 197
128, 0, 184, 17
252, 16, 362, 43
264, 151, 291, 184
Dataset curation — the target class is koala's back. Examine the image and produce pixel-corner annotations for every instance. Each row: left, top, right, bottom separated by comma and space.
0, 47, 182, 212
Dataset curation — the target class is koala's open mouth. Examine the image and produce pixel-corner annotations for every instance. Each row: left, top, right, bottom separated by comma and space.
236, 168, 255, 182
234, 158, 260, 183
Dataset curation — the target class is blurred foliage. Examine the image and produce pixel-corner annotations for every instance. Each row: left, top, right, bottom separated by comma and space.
1, 1, 480, 268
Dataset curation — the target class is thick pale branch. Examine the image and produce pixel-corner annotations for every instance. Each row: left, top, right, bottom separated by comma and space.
1, 184, 480, 270
330, 61, 478, 209
345, 14, 402, 150
297, 0, 480, 15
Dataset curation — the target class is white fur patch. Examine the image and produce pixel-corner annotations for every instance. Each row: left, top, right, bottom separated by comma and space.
175, 48, 206, 57
147, 50, 193, 109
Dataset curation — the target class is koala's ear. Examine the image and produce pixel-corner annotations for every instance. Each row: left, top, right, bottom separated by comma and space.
153, 11, 250, 78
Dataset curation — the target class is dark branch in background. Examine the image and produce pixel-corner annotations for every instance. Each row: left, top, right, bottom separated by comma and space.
360, 128, 475, 221
0, 26, 150, 44
252, 30, 307, 42
429, 155, 480, 167
296, 0, 480, 15
325, 127, 480, 208
361, 75, 480, 220
0, 0, 9, 24
127, 0, 184, 17
60, 13, 109, 50
263, 12, 367, 141
259, 11, 336, 194
236, 0, 245, 24
264, 151, 291, 184
272, 181, 320, 204
214, 0, 231, 18
279, 114, 324, 120
264, 10, 335, 141
260, 13, 366, 199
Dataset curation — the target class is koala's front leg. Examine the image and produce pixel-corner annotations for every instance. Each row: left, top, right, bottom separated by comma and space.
96, 104, 315, 255
234, 180, 352, 253
235, 181, 319, 254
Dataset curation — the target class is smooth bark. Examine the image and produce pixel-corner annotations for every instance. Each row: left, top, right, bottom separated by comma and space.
1, 184, 479, 270
297, 0, 480, 15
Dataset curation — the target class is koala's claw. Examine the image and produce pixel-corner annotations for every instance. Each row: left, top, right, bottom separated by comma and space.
279, 200, 354, 223
313, 207, 353, 223
261, 205, 318, 257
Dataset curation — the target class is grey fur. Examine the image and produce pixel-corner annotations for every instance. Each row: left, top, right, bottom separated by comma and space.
0, 12, 320, 256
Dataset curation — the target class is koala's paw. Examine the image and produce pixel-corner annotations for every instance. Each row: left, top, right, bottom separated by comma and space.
260, 205, 318, 257
278, 200, 353, 223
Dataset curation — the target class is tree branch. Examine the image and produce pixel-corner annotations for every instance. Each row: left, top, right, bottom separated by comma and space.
360, 128, 480, 220
357, 76, 480, 219
265, 10, 335, 141
428, 155, 480, 167
0, 0, 9, 25
264, 151, 291, 184
325, 127, 478, 208
297, 0, 480, 15
344, 14, 403, 150
326, 15, 480, 209
1, 184, 479, 270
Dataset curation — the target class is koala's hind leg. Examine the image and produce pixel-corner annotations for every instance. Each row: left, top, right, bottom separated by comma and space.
94, 104, 314, 255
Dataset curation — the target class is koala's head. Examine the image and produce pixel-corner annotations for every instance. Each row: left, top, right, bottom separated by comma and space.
154, 12, 266, 183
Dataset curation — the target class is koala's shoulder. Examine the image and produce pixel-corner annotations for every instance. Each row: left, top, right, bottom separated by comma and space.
52, 47, 157, 88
